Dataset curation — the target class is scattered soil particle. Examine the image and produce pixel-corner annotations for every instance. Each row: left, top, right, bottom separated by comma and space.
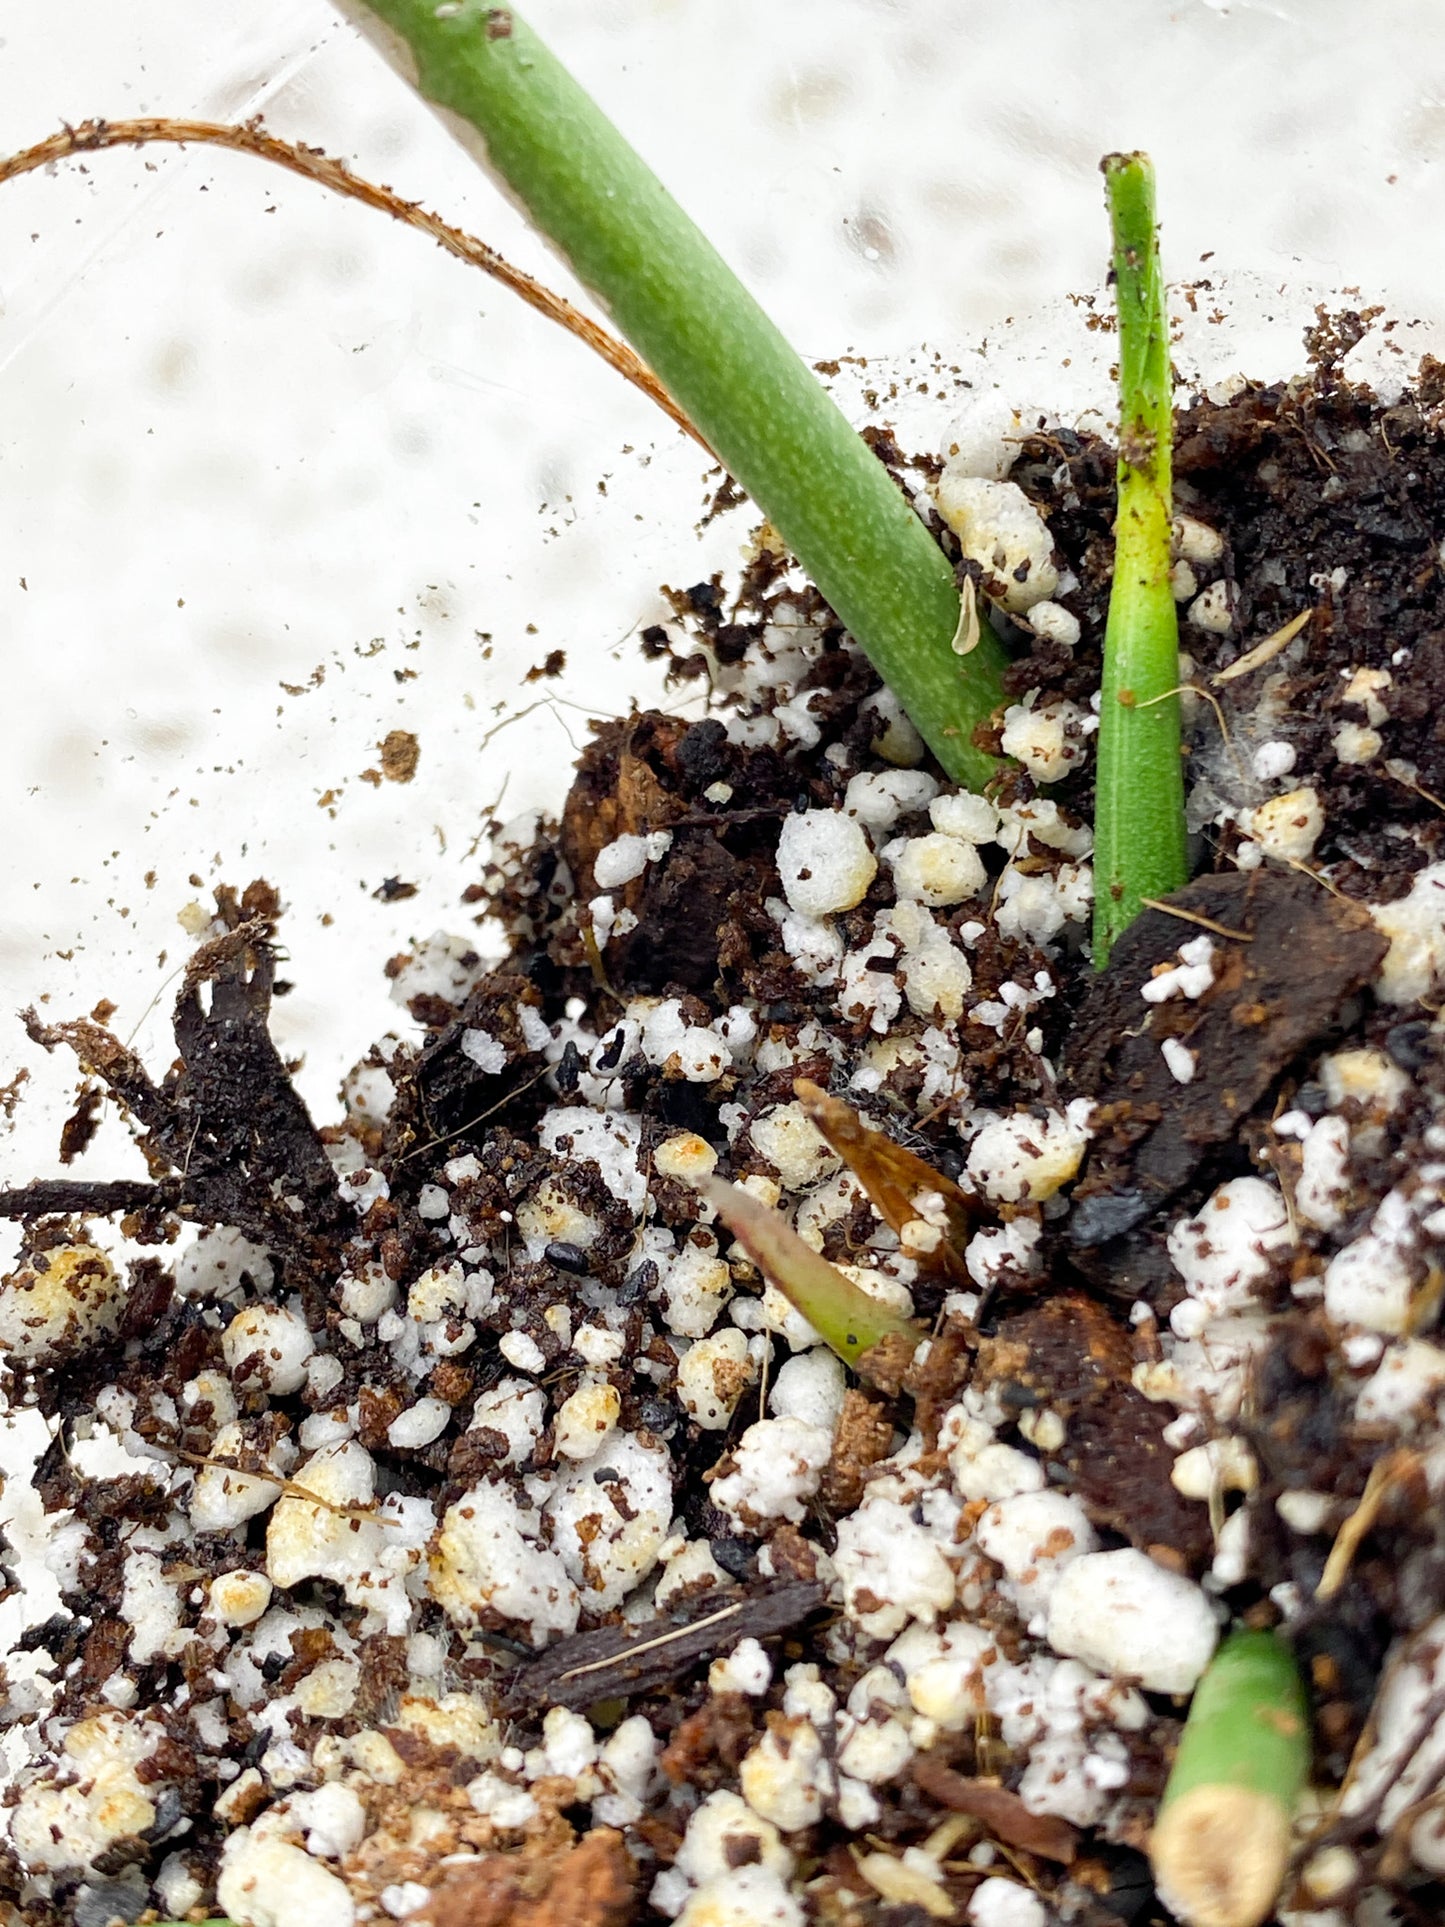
659, 1691, 758, 1789
57, 1084, 103, 1165
819, 1387, 896, 1512
525, 649, 568, 682
379, 728, 421, 783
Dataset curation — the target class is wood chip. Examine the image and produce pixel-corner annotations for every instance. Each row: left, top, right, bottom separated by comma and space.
502, 1580, 825, 1712
912, 1755, 1080, 1863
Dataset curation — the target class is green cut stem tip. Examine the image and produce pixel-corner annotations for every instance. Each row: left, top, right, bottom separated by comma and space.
333, 0, 1008, 788
699, 1175, 923, 1377
1150, 1628, 1310, 1927
1093, 151, 1189, 966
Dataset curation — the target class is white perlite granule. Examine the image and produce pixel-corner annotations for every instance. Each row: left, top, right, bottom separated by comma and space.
932, 473, 1060, 613
775, 809, 877, 917
1373, 861, 1445, 1004
593, 829, 673, 889
1045, 1549, 1218, 1695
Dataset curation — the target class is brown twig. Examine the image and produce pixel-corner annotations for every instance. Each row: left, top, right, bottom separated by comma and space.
1138, 897, 1254, 942
1212, 607, 1313, 685
1317, 1448, 1421, 1601
0, 115, 705, 450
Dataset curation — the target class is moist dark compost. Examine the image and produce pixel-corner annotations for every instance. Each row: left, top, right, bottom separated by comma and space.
8, 330, 1445, 1927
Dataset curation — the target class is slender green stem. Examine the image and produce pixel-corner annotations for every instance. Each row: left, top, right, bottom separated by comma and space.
1150, 1629, 1310, 1927
699, 1176, 923, 1378
334, 0, 1007, 788
1093, 152, 1188, 965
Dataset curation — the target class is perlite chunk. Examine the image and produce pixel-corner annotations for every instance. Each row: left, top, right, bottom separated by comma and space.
832, 1490, 957, 1638
975, 1490, 1097, 1624
677, 1329, 756, 1430
1045, 1549, 1218, 1695
266, 1442, 432, 1635
932, 473, 1059, 613
887, 831, 987, 907
10, 1713, 162, 1872
0, 1243, 121, 1363
1373, 861, 1445, 1005
775, 809, 877, 917
432, 1478, 580, 1643
965, 1105, 1090, 1203
546, 1431, 673, 1609
1244, 786, 1324, 861
710, 1417, 833, 1528
553, 1379, 622, 1458
221, 1302, 315, 1396
217, 1831, 355, 1927
189, 1421, 285, 1532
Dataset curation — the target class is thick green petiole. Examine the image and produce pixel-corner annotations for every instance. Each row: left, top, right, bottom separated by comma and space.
1150, 1629, 1310, 1927
1093, 152, 1188, 965
334, 0, 1008, 788
699, 1176, 923, 1379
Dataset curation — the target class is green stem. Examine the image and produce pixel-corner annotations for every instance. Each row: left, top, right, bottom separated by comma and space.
699, 1176, 923, 1378
1150, 1629, 1310, 1927
334, 0, 1007, 788
1093, 152, 1188, 965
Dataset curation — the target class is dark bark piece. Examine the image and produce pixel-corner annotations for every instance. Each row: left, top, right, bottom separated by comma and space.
613, 828, 760, 995
1063, 868, 1385, 1244
164, 936, 350, 1258
977, 1292, 1214, 1570
502, 1580, 824, 1713
0, 1179, 177, 1219
912, 1755, 1080, 1863
399, 961, 547, 1147
17, 928, 351, 1282
561, 713, 688, 897
58, 1085, 104, 1165
558, 710, 788, 997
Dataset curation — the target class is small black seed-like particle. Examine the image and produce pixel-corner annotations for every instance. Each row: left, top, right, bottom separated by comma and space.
1294, 1080, 1330, 1117
711, 1536, 754, 1580
596, 1030, 626, 1072
546, 1240, 589, 1274
74, 1876, 149, 1927
1067, 1188, 1150, 1247
620, 1260, 659, 1305
145, 1786, 184, 1839
1386, 1020, 1433, 1073
556, 1040, 583, 1093
638, 1397, 679, 1436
